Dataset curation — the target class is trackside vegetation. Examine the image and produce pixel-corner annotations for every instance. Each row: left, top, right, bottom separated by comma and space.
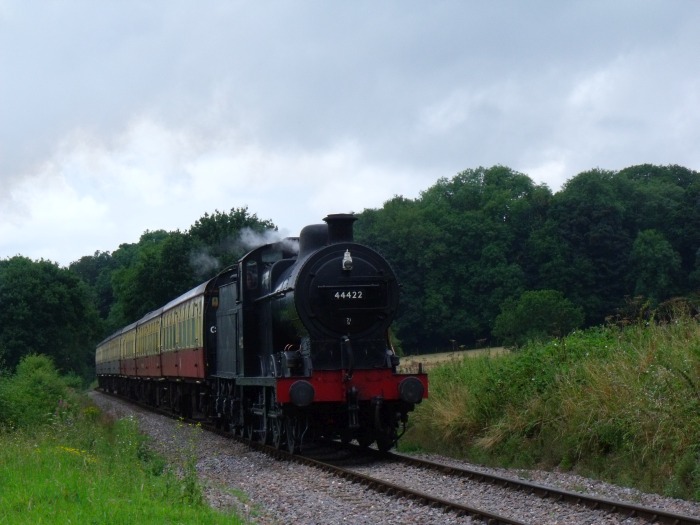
402, 317, 700, 501
0, 355, 242, 524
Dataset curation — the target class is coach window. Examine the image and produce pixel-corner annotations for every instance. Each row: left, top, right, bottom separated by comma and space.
194, 302, 200, 344
183, 306, 189, 347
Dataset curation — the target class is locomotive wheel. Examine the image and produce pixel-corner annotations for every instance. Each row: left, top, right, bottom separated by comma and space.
271, 416, 284, 449
246, 410, 269, 443
244, 418, 254, 441
340, 429, 352, 444
376, 433, 395, 453
357, 429, 374, 448
258, 417, 269, 444
285, 416, 300, 453
375, 410, 398, 452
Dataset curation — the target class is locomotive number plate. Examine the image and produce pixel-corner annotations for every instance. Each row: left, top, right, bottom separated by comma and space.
333, 290, 364, 300
318, 283, 383, 307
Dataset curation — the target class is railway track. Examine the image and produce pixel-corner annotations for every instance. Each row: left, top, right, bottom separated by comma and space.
384, 450, 700, 525
262, 440, 700, 525
96, 390, 699, 524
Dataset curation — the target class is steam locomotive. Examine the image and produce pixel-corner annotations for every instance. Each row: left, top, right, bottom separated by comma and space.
96, 214, 427, 452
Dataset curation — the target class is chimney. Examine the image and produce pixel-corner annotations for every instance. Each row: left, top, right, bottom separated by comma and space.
324, 214, 357, 244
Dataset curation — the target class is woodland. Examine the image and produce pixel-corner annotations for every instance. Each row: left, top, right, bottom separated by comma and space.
1, 163, 699, 378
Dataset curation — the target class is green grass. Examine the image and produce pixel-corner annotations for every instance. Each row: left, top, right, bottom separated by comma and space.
0, 407, 243, 524
402, 318, 700, 501
0, 355, 243, 524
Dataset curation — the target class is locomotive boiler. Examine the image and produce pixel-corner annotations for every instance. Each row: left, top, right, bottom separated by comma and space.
96, 214, 427, 452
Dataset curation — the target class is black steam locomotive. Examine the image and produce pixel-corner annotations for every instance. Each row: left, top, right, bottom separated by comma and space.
96, 214, 427, 452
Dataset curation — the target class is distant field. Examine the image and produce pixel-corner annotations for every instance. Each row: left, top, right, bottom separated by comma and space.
397, 347, 509, 373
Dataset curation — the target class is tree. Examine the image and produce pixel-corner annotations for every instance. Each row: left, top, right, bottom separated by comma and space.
69, 250, 118, 319
356, 196, 433, 350
109, 230, 197, 325
188, 206, 277, 271
0, 257, 102, 378
629, 230, 681, 303
415, 167, 551, 345
357, 166, 551, 351
536, 169, 632, 323
618, 164, 700, 284
493, 290, 584, 347
105, 208, 278, 329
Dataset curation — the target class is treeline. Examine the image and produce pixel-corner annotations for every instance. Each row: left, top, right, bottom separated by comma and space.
0, 207, 275, 378
1, 165, 699, 377
69, 207, 275, 331
355, 164, 700, 351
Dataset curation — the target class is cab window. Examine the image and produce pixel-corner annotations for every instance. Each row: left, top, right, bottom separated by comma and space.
245, 260, 258, 290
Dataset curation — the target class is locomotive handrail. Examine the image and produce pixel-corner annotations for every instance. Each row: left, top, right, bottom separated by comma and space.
253, 286, 295, 303
316, 283, 382, 288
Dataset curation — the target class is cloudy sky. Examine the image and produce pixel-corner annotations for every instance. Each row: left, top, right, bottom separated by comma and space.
2, 1, 699, 266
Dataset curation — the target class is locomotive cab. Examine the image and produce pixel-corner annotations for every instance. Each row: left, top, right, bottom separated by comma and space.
235, 239, 299, 377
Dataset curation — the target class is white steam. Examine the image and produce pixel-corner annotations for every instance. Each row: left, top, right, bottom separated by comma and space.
190, 249, 221, 279
238, 228, 299, 254
189, 228, 300, 278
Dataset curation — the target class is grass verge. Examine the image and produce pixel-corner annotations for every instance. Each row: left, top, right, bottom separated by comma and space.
0, 385, 243, 524
401, 319, 700, 501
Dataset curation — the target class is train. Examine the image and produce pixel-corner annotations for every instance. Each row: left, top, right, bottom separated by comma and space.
96, 214, 427, 452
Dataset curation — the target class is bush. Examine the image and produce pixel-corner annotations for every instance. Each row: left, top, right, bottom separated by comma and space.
0, 354, 78, 430
493, 289, 584, 347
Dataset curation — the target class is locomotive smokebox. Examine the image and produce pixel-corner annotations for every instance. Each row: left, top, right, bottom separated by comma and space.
324, 214, 357, 244
272, 212, 399, 347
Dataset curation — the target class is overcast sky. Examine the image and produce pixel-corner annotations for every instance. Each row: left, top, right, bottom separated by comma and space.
2, 1, 699, 266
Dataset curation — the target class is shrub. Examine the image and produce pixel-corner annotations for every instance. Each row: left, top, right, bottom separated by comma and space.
0, 354, 78, 430
493, 289, 584, 347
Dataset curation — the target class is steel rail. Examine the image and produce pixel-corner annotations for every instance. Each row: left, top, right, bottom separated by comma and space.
381, 449, 700, 525
255, 441, 527, 525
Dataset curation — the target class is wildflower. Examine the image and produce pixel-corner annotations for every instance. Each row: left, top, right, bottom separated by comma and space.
58, 446, 97, 464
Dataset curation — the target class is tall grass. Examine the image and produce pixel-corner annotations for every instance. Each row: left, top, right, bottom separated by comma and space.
0, 355, 243, 524
404, 319, 700, 501
0, 412, 243, 524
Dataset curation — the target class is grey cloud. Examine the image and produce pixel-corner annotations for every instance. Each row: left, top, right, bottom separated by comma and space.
2, 1, 700, 264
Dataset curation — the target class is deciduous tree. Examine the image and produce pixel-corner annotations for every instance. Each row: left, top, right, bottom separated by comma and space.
493, 289, 584, 347
0, 257, 101, 377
